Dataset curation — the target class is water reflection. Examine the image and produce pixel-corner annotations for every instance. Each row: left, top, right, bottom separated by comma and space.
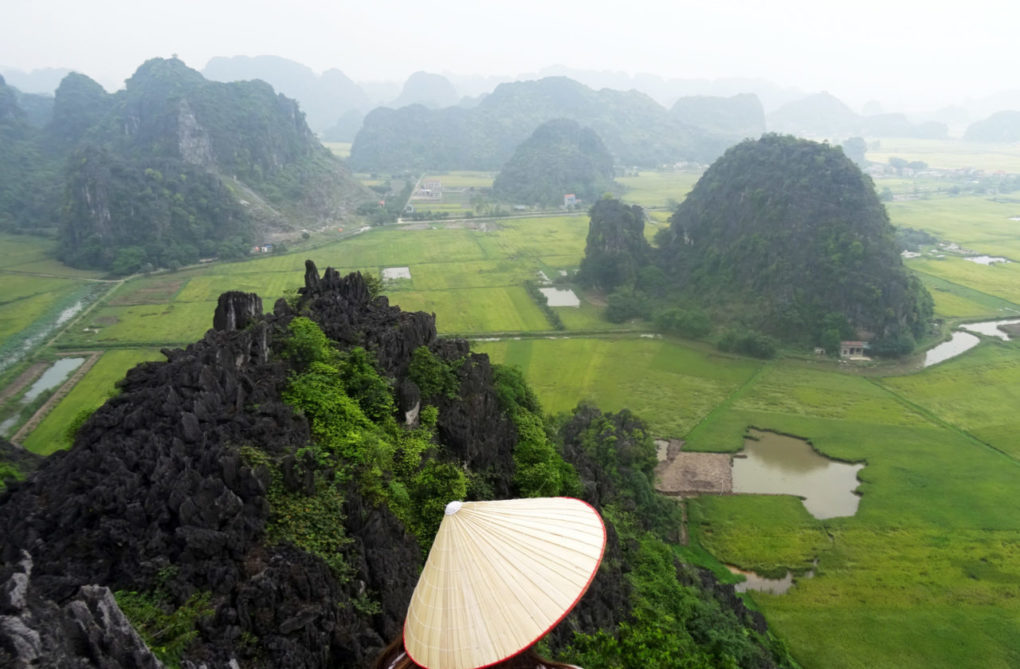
22, 357, 85, 402
924, 331, 980, 367
959, 318, 1020, 340
726, 564, 816, 595
924, 317, 1020, 368
732, 430, 864, 519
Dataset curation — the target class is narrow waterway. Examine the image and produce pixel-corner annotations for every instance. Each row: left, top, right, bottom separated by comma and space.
923, 317, 1020, 368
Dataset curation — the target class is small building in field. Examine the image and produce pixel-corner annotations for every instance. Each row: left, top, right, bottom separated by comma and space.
563, 193, 578, 208
840, 340, 869, 359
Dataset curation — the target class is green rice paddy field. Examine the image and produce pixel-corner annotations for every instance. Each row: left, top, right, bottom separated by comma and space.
867, 138, 1020, 172
4, 165, 1020, 668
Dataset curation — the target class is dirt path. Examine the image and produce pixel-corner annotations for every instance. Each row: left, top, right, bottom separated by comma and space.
11, 351, 103, 446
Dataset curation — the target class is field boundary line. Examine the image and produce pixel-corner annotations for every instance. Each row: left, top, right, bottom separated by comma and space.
864, 377, 1020, 467
11, 351, 103, 447
0, 362, 49, 405
683, 362, 771, 439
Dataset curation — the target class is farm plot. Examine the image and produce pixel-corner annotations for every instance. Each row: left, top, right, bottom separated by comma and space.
866, 138, 1020, 173
391, 286, 550, 334
888, 195, 1020, 259
677, 356, 1020, 669
22, 348, 164, 455
914, 272, 1020, 319
63, 301, 218, 347
618, 170, 700, 209
474, 337, 760, 437
880, 341, 1020, 459
906, 256, 1020, 305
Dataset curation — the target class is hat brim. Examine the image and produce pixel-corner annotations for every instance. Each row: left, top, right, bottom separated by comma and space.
403, 497, 606, 669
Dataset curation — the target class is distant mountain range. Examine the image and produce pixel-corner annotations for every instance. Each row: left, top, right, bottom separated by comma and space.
767, 92, 948, 139
0, 58, 371, 273
8, 56, 1020, 148
350, 77, 761, 170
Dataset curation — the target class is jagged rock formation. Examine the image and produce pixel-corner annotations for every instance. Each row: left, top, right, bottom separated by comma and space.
0, 261, 793, 667
0, 551, 163, 668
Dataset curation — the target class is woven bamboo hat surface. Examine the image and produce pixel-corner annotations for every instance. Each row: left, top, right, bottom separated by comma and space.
403, 497, 606, 669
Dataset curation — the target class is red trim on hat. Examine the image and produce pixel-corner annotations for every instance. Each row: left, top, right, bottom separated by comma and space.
403, 497, 607, 669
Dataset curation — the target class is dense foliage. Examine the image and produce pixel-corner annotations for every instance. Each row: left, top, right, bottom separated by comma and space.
577, 198, 650, 292
350, 76, 732, 170
267, 289, 792, 667
654, 134, 932, 352
492, 119, 617, 206
0, 75, 62, 231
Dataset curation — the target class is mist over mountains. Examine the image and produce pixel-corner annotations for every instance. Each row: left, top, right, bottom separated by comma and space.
8, 55, 1020, 143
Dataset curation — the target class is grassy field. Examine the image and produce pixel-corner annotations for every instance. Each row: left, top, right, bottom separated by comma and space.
914, 271, 1020, 319
678, 355, 1020, 668
22, 348, 164, 455
4, 163, 1020, 667
618, 170, 700, 208
475, 337, 761, 437
322, 141, 351, 158
867, 138, 1020, 172
888, 195, 1020, 258
879, 341, 1020, 458
0, 234, 109, 345
906, 256, 1020, 306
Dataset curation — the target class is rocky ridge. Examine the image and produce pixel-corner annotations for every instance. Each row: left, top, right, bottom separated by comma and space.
0, 260, 785, 667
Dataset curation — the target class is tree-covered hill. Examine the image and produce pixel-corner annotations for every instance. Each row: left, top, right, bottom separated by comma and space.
0, 263, 795, 668
492, 119, 617, 206
349, 76, 733, 170
964, 110, 1020, 142
766, 92, 945, 139
389, 70, 460, 109
670, 93, 766, 140
766, 91, 861, 137
203, 55, 371, 134
0, 57, 373, 273
656, 134, 932, 352
0, 75, 62, 230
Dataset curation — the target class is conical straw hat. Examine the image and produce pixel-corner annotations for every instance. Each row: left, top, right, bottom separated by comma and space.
404, 497, 606, 669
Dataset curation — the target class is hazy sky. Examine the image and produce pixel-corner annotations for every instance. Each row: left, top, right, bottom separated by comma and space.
2, 0, 1015, 111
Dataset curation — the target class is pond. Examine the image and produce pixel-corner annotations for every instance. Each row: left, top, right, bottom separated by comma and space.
538, 287, 580, 307
0, 357, 85, 438
21, 357, 86, 402
726, 564, 815, 595
732, 430, 864, 519
963, 255, 1010, 265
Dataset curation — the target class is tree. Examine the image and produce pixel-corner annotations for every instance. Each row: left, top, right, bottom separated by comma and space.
841, 137, 867, 166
